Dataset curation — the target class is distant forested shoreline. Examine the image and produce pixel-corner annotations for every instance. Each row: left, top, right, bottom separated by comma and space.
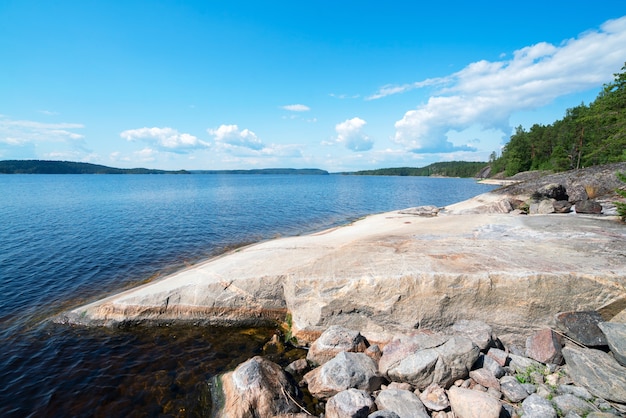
346, 161, 488, 178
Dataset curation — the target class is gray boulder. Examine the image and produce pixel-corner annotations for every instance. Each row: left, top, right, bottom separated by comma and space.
575, 200, 603, 214
211, 356, 299, 417
556, 384, 593, 401
598, 322, 626, 367
448, 319, 495, 351
374, 388, 429, 418
553, 200, 573, 213
448, 386, 502, 418
521, 393, 557, 418
537, 183, 569, 201
325, 389, 375, 418
399, 206, 440, 217
562, 346, 626, 403
500, 375, 530, 403
555, 311, 607, 346
307, 325, 368, 366
553, 394, 594, 417
304, 351, 383, 399
530, 199, 556, 214
380, 334, 479, 389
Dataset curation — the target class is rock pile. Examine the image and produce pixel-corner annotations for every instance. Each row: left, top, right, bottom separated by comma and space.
210, 319, 626, 417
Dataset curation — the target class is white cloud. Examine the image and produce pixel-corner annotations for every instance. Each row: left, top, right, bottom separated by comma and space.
134, 147, 158, 161
335, 117, 374, 152
207, 124, 265, 150
0, 116, 85, 145
281, 104, 310, 112
379, 16, 626, 153
120, 127, 207, 152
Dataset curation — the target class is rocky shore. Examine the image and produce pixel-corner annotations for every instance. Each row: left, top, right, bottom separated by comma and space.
55, 163, 626, 416
211, 320, 626, 417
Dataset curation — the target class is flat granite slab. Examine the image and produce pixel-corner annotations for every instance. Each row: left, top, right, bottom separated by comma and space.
59, 193, 626, 343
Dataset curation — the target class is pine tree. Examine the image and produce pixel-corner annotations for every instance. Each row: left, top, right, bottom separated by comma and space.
616, 171, 626, 222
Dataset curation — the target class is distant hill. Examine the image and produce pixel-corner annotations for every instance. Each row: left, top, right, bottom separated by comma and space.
348, 161, 489, 178
190, 168, 329, 175
0, 160, 189, 174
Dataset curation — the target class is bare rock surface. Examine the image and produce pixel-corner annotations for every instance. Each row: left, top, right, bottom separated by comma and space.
59, 163, 626, 344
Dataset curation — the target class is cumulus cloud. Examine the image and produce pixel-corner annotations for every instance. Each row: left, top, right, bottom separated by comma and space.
207, 124, 265, 150
121, 127, 207, 152
374, 16, 626, 153
335, 117, 374, 151
281, 104, 310, 112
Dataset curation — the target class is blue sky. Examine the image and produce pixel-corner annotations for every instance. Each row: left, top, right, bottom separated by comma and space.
1, 1, 626, 171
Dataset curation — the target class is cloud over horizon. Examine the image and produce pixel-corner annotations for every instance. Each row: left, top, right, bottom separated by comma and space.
371, 16, 626, 154
281, 104, 310, 112
335, 117, 374, 152
120, 127, 207, 152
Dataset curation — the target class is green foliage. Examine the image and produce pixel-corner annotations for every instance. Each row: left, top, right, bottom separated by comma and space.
616, 171, 626, 221
351, 161, 489, 178
0, 160, 189, 174
493, 63, 626, 176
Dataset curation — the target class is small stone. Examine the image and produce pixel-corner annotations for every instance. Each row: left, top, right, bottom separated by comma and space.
525, 328, 563, 364
325, 388, 375, 418
486, 347, 508, 367
529, 371, 544, 385
365, 344, 383, 363
482, 354, 505, 378
521, 393, 557, 418
557, 384, 593, 401
469, 368, 500, 390
500, 376, 530, 403
545, 373, 560, 387
508, 353, 542, 374
521, 383, 536, 394
536, 384, 553, 399
375, 388, 429, 418
553, 394, 594, 417
472, 384, 487, 392
555, 311, 607, 346
368, 411, 401, 418
553, 200, 573, 213
419, 382, 449, 411
501, 403, 521, 418
598, 322, 626, 367
460, 379, 471, 389
448, 386, 502, 418
285, 358, 309, 376
387, 381, 412, 391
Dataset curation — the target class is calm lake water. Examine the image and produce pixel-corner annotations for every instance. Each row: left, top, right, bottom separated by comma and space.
0, 174, 495, 417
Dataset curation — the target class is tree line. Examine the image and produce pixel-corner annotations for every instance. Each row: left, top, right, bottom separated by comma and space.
491, 63, 626, 176
349, 161, 488, 177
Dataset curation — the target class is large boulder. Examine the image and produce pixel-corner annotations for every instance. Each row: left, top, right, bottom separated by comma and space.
211, 356, 300, 417
536, 183, 569, 201
575, 199, 603, 214
325, 389, 375, 418
374, 388, 429, 418
379, 334, 479, 389
562, 346, 626, 403
555, 311, 607, 346
447, 320, 495, 351
307, 325, 368, 366
303, 352, 384, 400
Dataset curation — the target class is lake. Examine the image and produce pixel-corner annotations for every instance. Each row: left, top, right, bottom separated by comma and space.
0, 174, 496, 417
